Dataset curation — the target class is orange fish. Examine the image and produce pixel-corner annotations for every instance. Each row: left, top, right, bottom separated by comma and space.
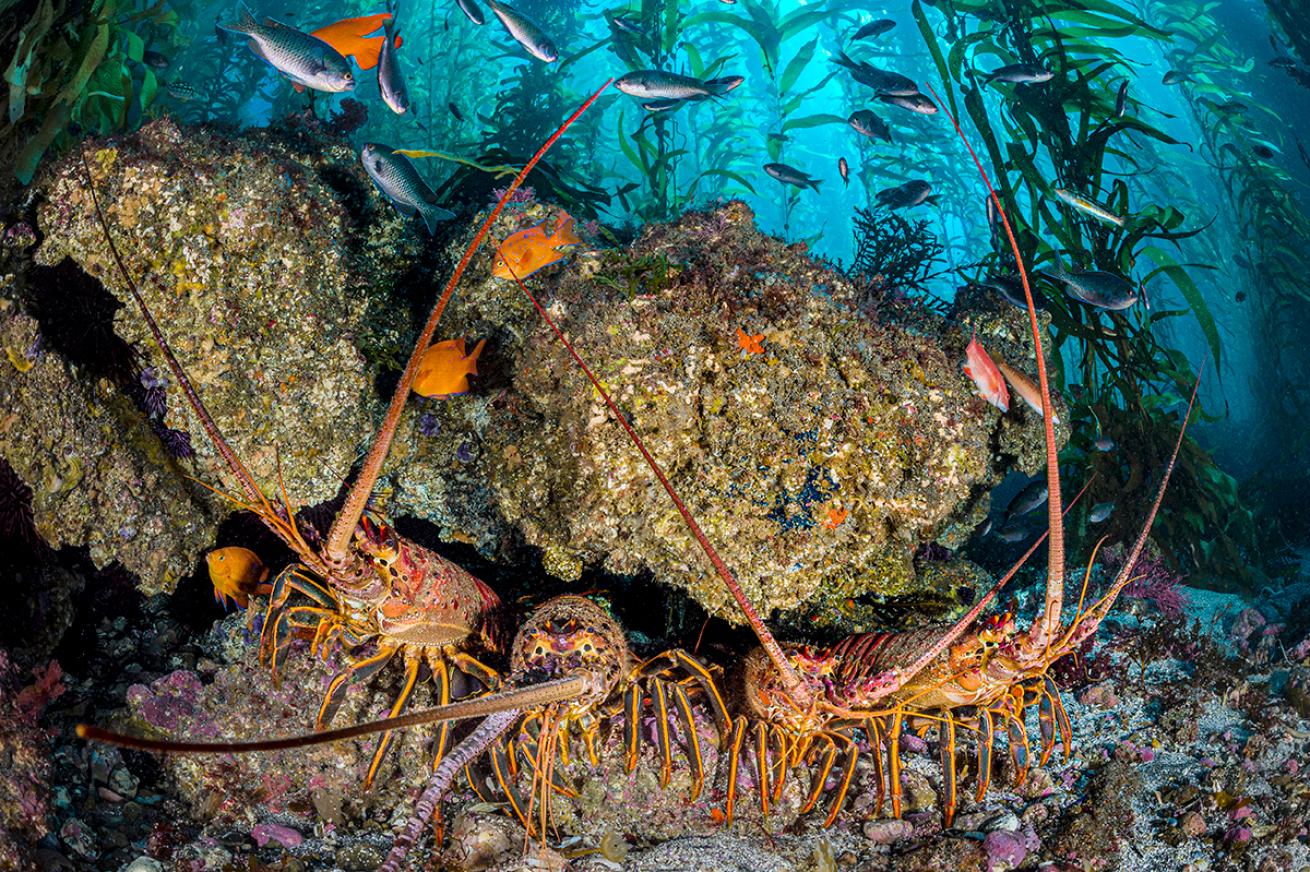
413, 338, 487, 399
963, 334, 1009, 413
311, 13, 402, 71
206, 546, 270, 610
492, 212, 581, 281
736, 328, 765, 354
995, 359, 1060, 423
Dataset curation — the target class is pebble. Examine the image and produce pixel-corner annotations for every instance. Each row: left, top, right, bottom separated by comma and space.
335, 844, 387, 871
983, 810, 1021, 833
58, 818, 97, 860
110, 766, 140, 799
1180, 810, 1207, 837
123, 859, 164, 872
863, 819, 913, 844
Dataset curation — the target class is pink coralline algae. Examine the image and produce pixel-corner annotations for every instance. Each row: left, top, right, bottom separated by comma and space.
983, 826, 1041, 871
126, 669, 204, 732
488, 184, 535, 206
1104, 544, 1190, 619
251, 822, 304, 849
0, 652, 61, 866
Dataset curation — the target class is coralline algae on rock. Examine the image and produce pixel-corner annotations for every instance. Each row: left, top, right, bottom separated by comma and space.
388, 201, 1061, 621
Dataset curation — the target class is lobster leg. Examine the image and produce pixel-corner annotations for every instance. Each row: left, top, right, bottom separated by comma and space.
887, 711, 904, 818
823, 732, 860, 828
939, 716, 958, 827
770, 724, 789, 804
364, 655, 422, 789
623, 683, 643, 773
800, 733, 838, 815
1044, 676, 1073, 760
725, 716, 748, 823
755, 720, 772, 816
449, 651, 500, 691
976, 708, 995, 803
488, 739, 531, 828
428, 657, 452, 774
268, 606, 337, 675
865, 717, 886, 815
669, 683, 705, 801
316, 644, 398, 728
651, 679, 674, 788
664, 649, 731, 736
1001, 689, 1030, 787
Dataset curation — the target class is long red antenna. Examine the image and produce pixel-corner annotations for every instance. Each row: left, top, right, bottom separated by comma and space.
325, 79, 614, 562
925, 83, 1066, 649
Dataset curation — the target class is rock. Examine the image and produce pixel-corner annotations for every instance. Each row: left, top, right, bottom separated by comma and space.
442, 813, 518, 872
334, 844, 386, 871
863, 818, 914, 844
386, 201, 1060, 622
26, 118, 417, 593
123, 858, 164, 872
1180, 810, 1208, 838
1077, 680, 1120, 708
1286, 666, 1310, 719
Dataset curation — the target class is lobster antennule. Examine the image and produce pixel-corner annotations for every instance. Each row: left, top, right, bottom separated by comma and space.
75, 674, 588, 754
78, 148, 273, 519
324, 79, 614, 563
496, 252, 814, 711
926, 82, 1065, 649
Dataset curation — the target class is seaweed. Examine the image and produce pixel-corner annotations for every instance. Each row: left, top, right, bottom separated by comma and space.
846, 208, 945, 299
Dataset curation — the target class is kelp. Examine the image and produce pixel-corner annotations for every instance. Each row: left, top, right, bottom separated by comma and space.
909, 0, 1265, 587
2, 0, 186, 185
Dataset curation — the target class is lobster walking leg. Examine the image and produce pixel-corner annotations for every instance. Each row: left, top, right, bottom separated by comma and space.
822, 732, 860, 828
364, 655, 423, 789
316, 645, 398, 728
725, 716, 748, 823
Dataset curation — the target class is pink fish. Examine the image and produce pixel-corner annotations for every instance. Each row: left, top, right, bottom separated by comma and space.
963, 334, 1009, 412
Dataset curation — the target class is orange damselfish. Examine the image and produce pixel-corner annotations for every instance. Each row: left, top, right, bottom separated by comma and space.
413, 338, 487, 399
492, 212, 581, 281
311, 13, 402, 71
206, 546, 270, 610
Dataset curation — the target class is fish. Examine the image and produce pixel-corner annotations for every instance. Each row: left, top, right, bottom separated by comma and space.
142, 49, 170, 72
832, 52, 918, 96
165, 81, 202, 101
1269, 56, 1297, 70
492, 211, 582, 281
983, 63, 1053, 84
1252, 143, 1277, 160
220, 3, 355, 92
995, 521, 1028, 543
878, 92, 938, 114
876, 179, 934, 209
1162, 69, 1189, 85
454, 0, 485, 25
978, 275, 1045, 310
616, 70, 712, 100
977, 517, 994, 538
448, 101, 465, 121
309, 13, 401, 71
377, 15, 408, 114
705, 74, 745, 95
1114, 80, 1129, 117
995, 359, 1060, 423
207, 546, 270, 610
414, 338, 487, 399
838, 156, 850, 187
1042, 263, 1139, 311
1088, 501, 1115, 524
849, 109, 893, 143
962, 334, 1009, 413
764, 162, 821, 191
1005, 479, 1049, 520
612, 16, 643, 37
361, 143, 456, 234
486, 0, 557, 62
852, 19, 896, 40
1094, 436, 1116, 452
1052, 187, 1125, 228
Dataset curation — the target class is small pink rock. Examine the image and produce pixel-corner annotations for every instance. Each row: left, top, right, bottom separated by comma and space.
250, 823, 303, 849
863, 818, 913, 844
1077, 681, 1119, 708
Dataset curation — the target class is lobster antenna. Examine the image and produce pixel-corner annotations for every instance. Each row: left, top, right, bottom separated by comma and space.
926, 83, 1066, 648
497, 255, 814, 710
325, 79, 614, 563
76, 675, 586, 754
78, 147, 269, 512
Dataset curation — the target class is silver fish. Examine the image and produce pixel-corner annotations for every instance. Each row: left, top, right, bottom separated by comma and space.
832, 52, 918, 96
979, 275, 1045, 311
1053, 187, 1125, 228
849, 109, 892, 143
977, 517, 994, 538
876, 179, 933, 209
1005, 479, 1048, 520
454, 0, 485, 25
1042, 263, 1139, 311
853, 19, 895, 40
165, 81, 202, 101
1114, 80, 1129, 118
1088, 501, 1115, 524
1094, 436, 1116, 452
1162, 69, 1189, 85
838, 156, 850, 187
378, 16, 408, 114
983, 63, 1053, 84
486, 0, 557, 62
878, 92, 938, 114
642, 98, 682, 112
995, 522, 1029, 543
219, 3, 354, 93
612, 16, 643, 37
361, 144, 455, 234
616, 70, 711, 100
763, 162, 821, 191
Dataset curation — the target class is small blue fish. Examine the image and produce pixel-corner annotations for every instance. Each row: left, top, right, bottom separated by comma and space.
1088, 501, 1115, 524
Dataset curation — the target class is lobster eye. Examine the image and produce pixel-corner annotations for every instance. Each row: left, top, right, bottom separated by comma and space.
583, 642, 593, 652
534, 645, 545, 656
